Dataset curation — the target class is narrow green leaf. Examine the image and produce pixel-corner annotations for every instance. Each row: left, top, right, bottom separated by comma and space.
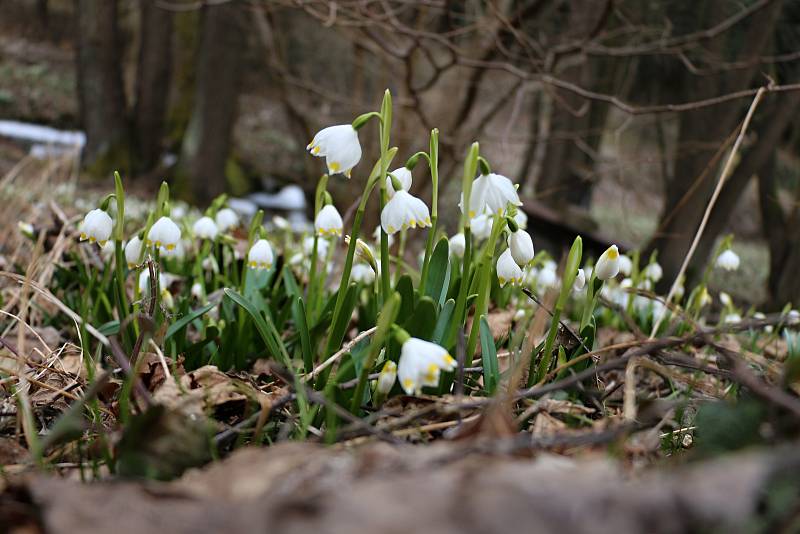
224, 288, 290, 366
292, 297, 313, 372
479, 315, 499, 395
403, 296, 437, 341
165, 302, 216, 341
424, 237, 451, 307
432, 299, 455, 345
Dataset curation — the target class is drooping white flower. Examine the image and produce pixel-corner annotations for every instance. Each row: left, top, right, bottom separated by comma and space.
138, 269, 168, 294
513, 210, 528, 230
386, 167, 413, 198
716, 249, 740, 271
449, 233, 466, 258
618, 254, 633, 277
595, 245, 620, 280
190, 282, 204, 300
18, 221, 34, 238
643, 262, 663, 282
573, 268, 586, 291
100, 241, 115, 262
537, 266, 559, 290
376, 360, 397, 395
397, 337, 456, 395
272, 215, 290, 230
124, 236, 143, 268
719, 291, 732, 307
307, 124, 362, 177
192, 216, 219, 240
351, 263, 376, 284
496, 248, 523, 287
215, 208, 239, 232
146, 216, 181, 251
724, 313, 742, 324
315, 204, 344, 238
465, 173, 521, 217
78, 209, 113, 246
380, 190, 431, 235
786, 309, 800, 325
507, 229, 534, 267
247, 239, 274, 270
471, 213, 493, 241
303, 236, 329, 257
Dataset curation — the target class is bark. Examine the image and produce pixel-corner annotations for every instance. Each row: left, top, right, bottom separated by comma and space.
179, 2, 246, 204
133, 0, 174, 174
74, 0, 129, 174
647, 0, 784, 287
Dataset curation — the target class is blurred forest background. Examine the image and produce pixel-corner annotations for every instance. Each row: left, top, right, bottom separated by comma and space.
1, 0, 799, 308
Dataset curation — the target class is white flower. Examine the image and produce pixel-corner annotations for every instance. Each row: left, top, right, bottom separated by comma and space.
507, 229, 534, 267
190, 282, 204, 300
376, 360, 397, 395
138, 270, 168, 294
215, 208, 239, 232
595, 245, 620, 280
786, 309, 800, 325
496, 248, 523, 287
465, 173, 521, 217
449, 233, 466, 258
724, 313, 742, 324
386, 167, 412, 198
471, 213, 493, 241
380, 190, 431, 235
618, 254, 633, 277
315, 204, 344, 238
351, 263, 375, 284
247, 239, 274, 270
397, 337, 456, 394
100, 241, 115, 261
716, 249, 740, 271
514, 210, 528, 230
537, 267, 558, 290
78, 209, 113, 246
307, 124, 362, 177
124, 236, 143, 267
719, 291, 732, 307
303, 236, 329, 257
17, 221, 34, 238
573, 268, 586, 291
147, 216, 181, 251
192, 216, 219, 240
272, 215, 290, 230
673, 280, 685, 301
643, 262, 663, 282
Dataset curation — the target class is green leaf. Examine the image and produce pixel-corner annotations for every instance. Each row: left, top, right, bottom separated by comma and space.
292, 297, 313, 373
395, 274, 416, 319
403, 296, 437, 341
224, 288, 290, 367
98, 320, 120, 336
424, 237, 451, 307
165, 302, 216, 341
282, 267, 302, 301
479, 315, 499, 395
432, 299, 455, 345
326, 283, 360, 360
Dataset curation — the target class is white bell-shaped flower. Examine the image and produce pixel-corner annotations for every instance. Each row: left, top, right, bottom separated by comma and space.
190, 282, 204, 300
643, 262, 663, 282
537, 267, 559, 291
124, 236, 143, 268
100, 241, 115, 262
138, 270, 168, 294
449, 233, 466, 258
507, 229, 534, 267
315, 204, 344, 238
496, 248, 523, 287
397, 337, 456, 395
514, 210, 528, 230
719, 291, 733, 307
147, 216, 181, 251
303, 236, 329, 257
351, 263, 376, 284
716, 249, 740, 271
193, 216, 219, 240
376, 360, 397, 395
594, 245, 620, 280
247, 239, 274, 270
79, 209, 113, 246
386, 167, 413, 198
470, 213, 493, 241
466, 173, 521, 217
618, 254, 633, 277
380, 190, 431, 235
573, 268, 586, 291
215, 208, 239, 232
724, 313, 742, 324
307, 124, 362, 178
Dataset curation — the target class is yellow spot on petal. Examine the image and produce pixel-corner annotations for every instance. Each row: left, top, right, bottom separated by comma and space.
468, 210, 476, 218
165, 243, 176, 251
608, 247, 619, 259
345, 168, 352, 178
98, 240, 107, 247
89, 237, 96, 243
79, 232, 87, 241
249, 261, 257, 268
499, 276, 506, 286
424, 217, 431, 225
403, 378, 414, 390
312, 146, 320, 154
329, 161, 341, 172
388, 225, 395, 234
409, 219, 416, 228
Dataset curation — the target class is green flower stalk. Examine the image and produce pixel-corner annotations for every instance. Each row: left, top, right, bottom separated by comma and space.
417, 128, 439, 296
378, 89, 393, 303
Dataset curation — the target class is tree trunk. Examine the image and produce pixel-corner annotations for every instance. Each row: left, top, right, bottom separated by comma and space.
75, 0, 129, 174
133, 0, 174, 174
647, 0, 783, 288
179, 2, 246, 204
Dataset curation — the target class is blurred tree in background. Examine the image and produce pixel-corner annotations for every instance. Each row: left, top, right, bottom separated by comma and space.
2, 0, 800, 307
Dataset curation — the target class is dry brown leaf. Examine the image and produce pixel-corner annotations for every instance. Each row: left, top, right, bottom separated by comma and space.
153, 365, 254, 417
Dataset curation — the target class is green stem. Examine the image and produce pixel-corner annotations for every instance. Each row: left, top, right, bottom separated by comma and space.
418, 129, 439, 295
466, 214, 504, 359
